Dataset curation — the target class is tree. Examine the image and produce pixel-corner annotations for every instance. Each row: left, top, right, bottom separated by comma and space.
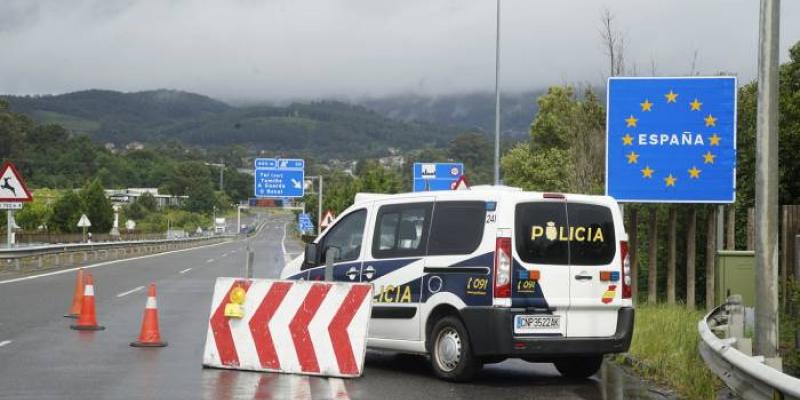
447, 133, 493, 185
137, 192, 158, 212
49, 190, 83, 233
184, 182, 215, 214
15, 199, 52, 230
81, 180, 113, 233
501, 143, 570, 191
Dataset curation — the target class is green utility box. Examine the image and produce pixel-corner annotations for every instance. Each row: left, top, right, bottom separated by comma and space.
715, 250, 756, 307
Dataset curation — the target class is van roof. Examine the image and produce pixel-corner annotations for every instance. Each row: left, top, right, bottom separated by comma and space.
353, 186, 618, 207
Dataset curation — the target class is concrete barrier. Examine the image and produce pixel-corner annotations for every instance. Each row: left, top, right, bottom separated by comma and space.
203, 277, 372, 378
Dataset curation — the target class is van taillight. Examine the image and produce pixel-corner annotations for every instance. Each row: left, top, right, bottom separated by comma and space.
494, 235, 512, 299
620, 240, 632, 299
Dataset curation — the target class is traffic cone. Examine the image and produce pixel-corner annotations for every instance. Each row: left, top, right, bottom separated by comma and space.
70, 273, 105, 331
64, 268, 85, 318
131, 283, 167, 347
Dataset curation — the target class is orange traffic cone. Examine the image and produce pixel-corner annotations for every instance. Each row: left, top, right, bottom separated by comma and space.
64, 268, 85, 318
70, 273, 105, 331
131, 283, 167, 347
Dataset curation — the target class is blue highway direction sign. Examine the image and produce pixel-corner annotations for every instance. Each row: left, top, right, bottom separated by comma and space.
606, 77, 736, 203
298, 213, 314, 232
254, 158, 305, 198
413, 162, 464, 192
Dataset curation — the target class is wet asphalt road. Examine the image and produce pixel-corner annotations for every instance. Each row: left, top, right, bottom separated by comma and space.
0, 212, 670, 400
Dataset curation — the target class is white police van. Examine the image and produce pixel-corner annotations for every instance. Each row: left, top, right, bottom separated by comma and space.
280, 186, 633, 381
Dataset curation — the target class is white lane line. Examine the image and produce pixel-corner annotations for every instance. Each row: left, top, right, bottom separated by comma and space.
179, 268, 192, 274
281, 222, 289, 264
116, 286, 145, 298
206, 258, 215, 263
221, 253, 228, 258
0, 239, 235, 286
328, 378, 351, 400
0, 340, 12, 348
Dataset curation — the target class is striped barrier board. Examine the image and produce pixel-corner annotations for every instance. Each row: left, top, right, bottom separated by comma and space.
203, 277, 373, 378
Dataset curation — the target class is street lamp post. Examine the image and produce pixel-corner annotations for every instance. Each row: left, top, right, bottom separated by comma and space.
493, 0, 502, 185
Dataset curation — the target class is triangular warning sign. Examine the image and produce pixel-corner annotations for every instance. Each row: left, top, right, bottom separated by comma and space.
0, 161, 33, 202
320, 210, 336, 229
451, 175, 470, 191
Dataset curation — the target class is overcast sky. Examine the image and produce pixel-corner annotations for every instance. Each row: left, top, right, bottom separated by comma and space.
1, 0, 799, 102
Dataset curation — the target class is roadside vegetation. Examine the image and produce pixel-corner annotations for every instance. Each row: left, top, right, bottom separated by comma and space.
622, 304, 719, 399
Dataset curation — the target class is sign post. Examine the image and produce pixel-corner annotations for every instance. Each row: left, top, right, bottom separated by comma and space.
77, 214, 91, 243
413, 163, 464, 192
0, 161, 34, 248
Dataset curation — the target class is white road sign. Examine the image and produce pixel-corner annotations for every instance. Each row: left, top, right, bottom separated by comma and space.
77, 214, 92, 228
0, 161, 33, 202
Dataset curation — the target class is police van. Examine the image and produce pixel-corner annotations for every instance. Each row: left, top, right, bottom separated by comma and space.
280, 186, 634, 381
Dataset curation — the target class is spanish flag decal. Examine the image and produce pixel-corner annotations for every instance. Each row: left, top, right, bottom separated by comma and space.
601, 285, 617, 304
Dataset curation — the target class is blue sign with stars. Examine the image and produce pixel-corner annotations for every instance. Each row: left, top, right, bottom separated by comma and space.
606, 77, 736, 203
254, 158, 305, 198
413, 162, 465, 192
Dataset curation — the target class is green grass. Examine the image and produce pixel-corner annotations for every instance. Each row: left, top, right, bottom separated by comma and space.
620, 304, 720, 399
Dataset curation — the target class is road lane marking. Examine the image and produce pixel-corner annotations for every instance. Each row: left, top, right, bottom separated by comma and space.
0, 239, 236, 286
116, 286, 145, 298
179, 268, 192, 274
328, 378, 350, 400
281, 222, 289, 264
206, 258, 215, 263
0, 340, 12, 348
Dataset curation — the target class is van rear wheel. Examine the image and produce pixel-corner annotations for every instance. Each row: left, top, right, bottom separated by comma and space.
430, 316, 481, 382
553, 356, 603, 379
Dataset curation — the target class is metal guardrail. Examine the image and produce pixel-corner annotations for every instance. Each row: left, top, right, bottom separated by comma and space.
0, 234, 237, 261
698, 295, 800, 400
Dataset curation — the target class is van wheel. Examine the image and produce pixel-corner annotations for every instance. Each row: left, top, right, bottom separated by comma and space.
553, 356, 603, 379
429, 316, 481, 382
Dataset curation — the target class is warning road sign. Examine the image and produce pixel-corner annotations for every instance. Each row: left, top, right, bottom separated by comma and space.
320, 210, 336, 230
0, 161, 33, 202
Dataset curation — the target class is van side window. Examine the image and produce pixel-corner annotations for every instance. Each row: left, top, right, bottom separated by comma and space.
372, 203, 432, 259
318, 209, 366, 265
515, 202, 569, 265
567, 203, 616, 265
428, 201, 486, 255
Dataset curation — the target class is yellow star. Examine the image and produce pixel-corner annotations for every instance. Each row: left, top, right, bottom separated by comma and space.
664, 174, 677, 187
709, 133, 721, 146
688, 166, 701, 179
690, 98, 702, 111
625, 115, 638, 128
641, 166, 654, 178
665, 90, 678, 103
626, 151, 639, 164
703, 151, 716, 164
622, 134, 634, 145
640, 99, 653, 112
704, 114, 717, 127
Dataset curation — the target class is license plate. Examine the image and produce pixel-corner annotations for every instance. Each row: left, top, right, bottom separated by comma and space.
514, 314, 560, 334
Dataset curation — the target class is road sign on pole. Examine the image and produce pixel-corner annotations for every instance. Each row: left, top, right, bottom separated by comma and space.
413, 163, 464, 192
0, 161, 32, 248
605, 77, 737, 203
298, 213, 314, 233
320, 210, 336, 230
254, 158, 305, 198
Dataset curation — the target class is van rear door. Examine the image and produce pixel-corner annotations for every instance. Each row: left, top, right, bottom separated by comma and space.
565, 201, 620, 337
513, 201, 571, 337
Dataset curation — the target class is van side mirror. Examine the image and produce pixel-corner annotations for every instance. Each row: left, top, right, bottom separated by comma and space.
304, 243, 320, 267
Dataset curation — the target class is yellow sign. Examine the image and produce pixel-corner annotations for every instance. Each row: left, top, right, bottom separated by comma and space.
531, 222, 604, 243
224, 285, 247, 319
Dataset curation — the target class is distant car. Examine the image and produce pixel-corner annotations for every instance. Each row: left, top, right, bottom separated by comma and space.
281, 186, 633, 381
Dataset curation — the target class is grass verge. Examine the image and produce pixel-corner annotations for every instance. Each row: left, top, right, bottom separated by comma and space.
618, 304, 720, 399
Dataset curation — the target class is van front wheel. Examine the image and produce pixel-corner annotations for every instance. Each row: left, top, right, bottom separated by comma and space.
430, 316, 481, 382
553, 356, 603, 379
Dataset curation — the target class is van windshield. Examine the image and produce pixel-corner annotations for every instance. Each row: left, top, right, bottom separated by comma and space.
515, 202, 616, 266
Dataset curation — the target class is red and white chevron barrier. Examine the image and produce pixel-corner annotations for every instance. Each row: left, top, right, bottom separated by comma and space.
203, 277, 373, 378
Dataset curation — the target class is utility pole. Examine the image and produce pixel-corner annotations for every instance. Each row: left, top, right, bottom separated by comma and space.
219, 160, 224, 192
318, 175, 323, 236
493, 0, 502, 185
753, 0, 780, 359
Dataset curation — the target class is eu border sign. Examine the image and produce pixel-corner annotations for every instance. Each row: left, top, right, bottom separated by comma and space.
606, 77, 736, 203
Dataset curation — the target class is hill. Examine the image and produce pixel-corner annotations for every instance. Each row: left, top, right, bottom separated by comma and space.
357, 90, 546, 138
1, 90, 460, 159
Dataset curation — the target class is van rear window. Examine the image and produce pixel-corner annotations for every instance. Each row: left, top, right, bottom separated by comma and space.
515, 202, 616, 266
515, 203, 569, 265
567, 203, 616, 265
